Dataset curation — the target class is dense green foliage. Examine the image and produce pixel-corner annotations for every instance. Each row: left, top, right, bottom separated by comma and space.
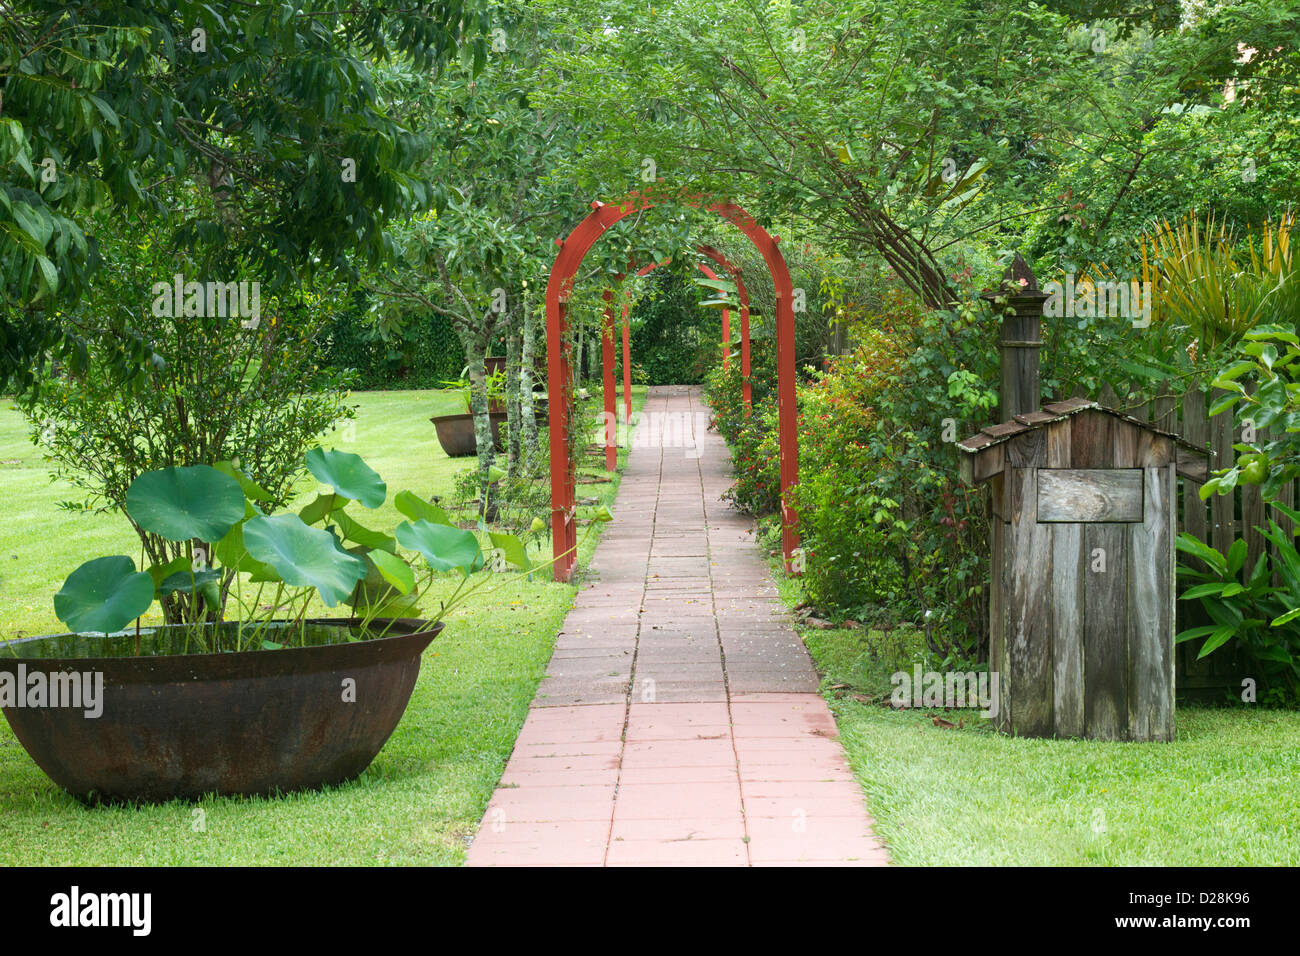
1177, 516, 1300, 703
318, 291, 464, 389
1, 0, 483, 390
1175, 323, 1300, 701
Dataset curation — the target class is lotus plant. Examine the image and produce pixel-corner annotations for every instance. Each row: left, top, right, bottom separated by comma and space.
48, 448, 608, 653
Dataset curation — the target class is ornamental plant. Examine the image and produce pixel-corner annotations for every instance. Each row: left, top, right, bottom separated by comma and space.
21, 201, 356, 627
1198, 325, 1300, 503
789, 291, 995, 653
45, 448, 608, 653
703, 362, 780, 516
1176, 517, 1300, 700
1175, 323, 1300, 698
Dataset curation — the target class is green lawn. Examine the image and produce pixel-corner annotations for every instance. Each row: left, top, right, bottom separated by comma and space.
0, 385, 645, 865
778, 568, 1300, 864
824, 696, 1300, 866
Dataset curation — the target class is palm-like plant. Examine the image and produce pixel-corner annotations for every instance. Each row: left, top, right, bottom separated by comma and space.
1250, 212, 1300, 325
1141, 211, 1298, 352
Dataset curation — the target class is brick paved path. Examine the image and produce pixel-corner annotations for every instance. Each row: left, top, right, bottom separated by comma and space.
466, 386, 887, 866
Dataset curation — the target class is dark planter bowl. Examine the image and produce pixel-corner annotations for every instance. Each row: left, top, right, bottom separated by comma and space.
0, 618, 440, 804
430, 412, 506, 457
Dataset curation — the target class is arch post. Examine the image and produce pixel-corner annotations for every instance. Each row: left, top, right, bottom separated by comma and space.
696, 245, 751, 413
740, 297, 752, 415
621, 302, 632, 425
771, 239, 798, 569
696, 262, 730, 372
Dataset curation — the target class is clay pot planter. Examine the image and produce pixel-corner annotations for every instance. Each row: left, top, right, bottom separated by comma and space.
430, 412, 507, 457
0, 618, 441, 804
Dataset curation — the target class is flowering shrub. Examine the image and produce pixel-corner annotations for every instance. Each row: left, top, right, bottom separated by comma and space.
708, 286, 1001, 658
703, 319, 783, 515
792, 307, 912, 609
704, 360, 781, 515
791, 292, 998, 650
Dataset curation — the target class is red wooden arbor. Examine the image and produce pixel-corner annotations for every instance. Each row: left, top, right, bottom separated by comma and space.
545, 193, 798, 582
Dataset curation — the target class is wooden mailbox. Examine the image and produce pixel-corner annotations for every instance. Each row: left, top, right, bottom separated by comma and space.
957, 398, 1208, 742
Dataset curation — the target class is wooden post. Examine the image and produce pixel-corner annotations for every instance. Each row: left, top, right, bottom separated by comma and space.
1210, 388, 1235, 558
1242, 381, 1266, 575
1181, 388, 1209, 564
740, 297, 752, 415
981, 253, 1049, 422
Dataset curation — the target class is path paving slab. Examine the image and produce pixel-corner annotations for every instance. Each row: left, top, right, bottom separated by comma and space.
466, 386, 887, 867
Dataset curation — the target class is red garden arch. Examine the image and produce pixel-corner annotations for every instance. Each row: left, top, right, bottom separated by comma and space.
546, 193, 798, 582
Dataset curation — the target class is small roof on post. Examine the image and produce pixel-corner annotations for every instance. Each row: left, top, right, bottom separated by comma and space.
956, 398, 1209, 485
986, 252, 1043, 295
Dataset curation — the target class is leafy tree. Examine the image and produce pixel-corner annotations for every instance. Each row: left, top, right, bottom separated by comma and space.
363, 1, 691, 501
1, 0, 486, 390
535, 0, 1292, 306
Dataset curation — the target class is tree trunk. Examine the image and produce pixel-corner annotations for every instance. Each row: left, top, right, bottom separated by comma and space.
505, 305, 522, 479
204, 159, 239, 229
520, 296, 538, 460
464, 344, 496, 519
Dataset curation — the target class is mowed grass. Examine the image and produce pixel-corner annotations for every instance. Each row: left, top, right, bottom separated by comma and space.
0, 385, 646, 865
796, 616, 1300, 865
